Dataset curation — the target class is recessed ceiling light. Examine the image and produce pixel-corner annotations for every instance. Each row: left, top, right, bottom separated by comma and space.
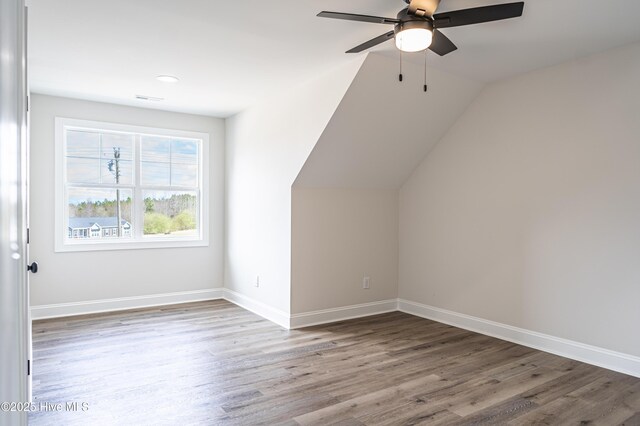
156, 75, 179, 83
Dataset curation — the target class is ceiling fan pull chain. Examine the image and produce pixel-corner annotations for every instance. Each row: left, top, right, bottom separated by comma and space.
399, 49, 403, 82
424, 49, 428, 92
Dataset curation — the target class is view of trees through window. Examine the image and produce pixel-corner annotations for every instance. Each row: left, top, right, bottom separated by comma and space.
142, 192, 197, 236
67, 192, 197, 238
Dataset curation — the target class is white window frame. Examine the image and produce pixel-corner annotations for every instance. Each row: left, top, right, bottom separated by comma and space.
55, 117, 209, 252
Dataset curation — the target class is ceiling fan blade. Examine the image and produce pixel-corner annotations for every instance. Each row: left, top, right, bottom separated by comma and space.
317, 11, 399, 25
408, 0, 441, 17
346, 31, 395, 53
433, 2, 524, 29
428, 30, 457, 56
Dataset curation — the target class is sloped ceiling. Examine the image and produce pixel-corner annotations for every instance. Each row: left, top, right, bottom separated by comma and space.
376, 0, 640, 82
293, 53, 483, 189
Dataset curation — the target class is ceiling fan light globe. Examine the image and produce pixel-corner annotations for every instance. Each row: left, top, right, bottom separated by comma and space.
395, 28, 433, 52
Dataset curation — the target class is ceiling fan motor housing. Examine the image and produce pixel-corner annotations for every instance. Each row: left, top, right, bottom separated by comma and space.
395, 8, 433, 33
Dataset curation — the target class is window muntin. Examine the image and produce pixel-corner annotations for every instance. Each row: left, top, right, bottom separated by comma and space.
55, 118, 209, 252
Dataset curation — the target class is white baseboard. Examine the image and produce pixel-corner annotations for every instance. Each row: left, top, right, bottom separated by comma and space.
290, 299, 398, 329
222, 289, 291, 329
31, 288, 224, 320
398, 299, 640, 379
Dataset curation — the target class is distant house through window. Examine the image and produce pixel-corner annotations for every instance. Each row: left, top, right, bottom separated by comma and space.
68, 217, 132, 239
55, 118, 209, 252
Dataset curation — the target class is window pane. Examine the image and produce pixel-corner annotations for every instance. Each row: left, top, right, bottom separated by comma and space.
141, 161, 170, 186
142, 190, 198, 237
171, 140, 198, 164
140, 136, 170, 162
141, 136, 199, 188
171, 163, 198, 187
67, 157, 101, 183
65, 129, 134, 185
66, 130, 100, 184
141, 136, 170, 186
67, 187, 133, 240
67, 130, 100, 157
171, 140, 198, 186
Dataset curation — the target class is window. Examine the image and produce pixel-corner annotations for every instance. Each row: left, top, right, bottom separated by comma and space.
55, 118, 209, 252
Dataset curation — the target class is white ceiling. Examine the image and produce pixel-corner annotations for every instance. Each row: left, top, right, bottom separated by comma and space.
28, 0, 640, 117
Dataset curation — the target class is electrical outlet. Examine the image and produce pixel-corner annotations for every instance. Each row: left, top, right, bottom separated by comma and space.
363, 276, 370, 289
255, 275, 260, 288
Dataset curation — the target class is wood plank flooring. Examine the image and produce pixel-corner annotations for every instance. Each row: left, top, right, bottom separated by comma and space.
29, 300, 640, 425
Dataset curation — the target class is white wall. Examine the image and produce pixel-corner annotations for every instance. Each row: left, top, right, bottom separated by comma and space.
399, 42, 640, 357
225, 58, 365, 314
291, 188, 398, 313
29, 94, 225, 306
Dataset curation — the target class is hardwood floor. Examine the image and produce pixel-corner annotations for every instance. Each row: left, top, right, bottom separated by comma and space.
30, 300, 640, 425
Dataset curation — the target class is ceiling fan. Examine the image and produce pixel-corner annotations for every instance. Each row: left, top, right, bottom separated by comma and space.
318, 0, 525, 55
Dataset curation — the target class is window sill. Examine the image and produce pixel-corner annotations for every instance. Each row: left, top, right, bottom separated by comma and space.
54, 238, 209, 253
